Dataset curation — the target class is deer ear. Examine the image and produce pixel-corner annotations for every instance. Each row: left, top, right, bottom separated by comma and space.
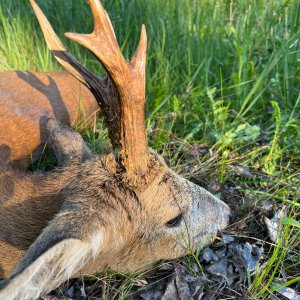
45, 118, 93, 166
0, 213, 104, 299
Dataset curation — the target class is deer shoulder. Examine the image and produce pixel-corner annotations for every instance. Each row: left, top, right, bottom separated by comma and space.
0, 71, 98, 168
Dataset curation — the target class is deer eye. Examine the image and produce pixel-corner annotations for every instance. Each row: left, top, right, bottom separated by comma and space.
165, 214, 183, 228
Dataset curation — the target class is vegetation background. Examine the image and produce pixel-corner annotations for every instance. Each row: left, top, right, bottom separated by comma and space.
0, 0, 299, 298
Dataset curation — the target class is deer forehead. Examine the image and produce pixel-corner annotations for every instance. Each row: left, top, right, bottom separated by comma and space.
138, 168, 190, 211
68, 153, 188, 206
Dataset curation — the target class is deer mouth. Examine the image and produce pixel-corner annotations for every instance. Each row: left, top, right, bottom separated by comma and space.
191, 232, 216, 252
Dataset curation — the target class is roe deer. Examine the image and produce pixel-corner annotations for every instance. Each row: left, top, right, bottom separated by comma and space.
0, 71, 98, 169
0, 0, 231, 299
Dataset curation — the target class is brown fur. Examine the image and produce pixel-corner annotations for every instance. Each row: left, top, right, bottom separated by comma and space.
0, 71, 98, 168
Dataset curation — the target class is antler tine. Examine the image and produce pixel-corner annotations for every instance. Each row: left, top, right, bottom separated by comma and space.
29, 0, 97, 89
65, 0, 149, 178
64, 0, 147, 92
29, 0, 122, 151
30, 0, 150, 179
65, 0, 126, 80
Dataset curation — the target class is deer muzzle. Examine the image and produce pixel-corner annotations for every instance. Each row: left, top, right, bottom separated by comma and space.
185, 180, 231, 250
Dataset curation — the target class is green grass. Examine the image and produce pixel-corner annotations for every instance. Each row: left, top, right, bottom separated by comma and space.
1, 0, 300, 298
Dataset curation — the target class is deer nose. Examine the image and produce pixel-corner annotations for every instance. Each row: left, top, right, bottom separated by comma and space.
210, 192, 231, 221
186, 180, 231, 232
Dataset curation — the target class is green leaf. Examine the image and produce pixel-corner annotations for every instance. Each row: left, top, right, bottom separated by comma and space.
281, 217, 300, 229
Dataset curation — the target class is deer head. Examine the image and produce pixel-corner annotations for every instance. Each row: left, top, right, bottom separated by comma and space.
0, 0, 230, 298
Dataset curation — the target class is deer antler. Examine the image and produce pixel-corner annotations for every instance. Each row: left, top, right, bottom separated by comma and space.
30, 0, 149, 179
